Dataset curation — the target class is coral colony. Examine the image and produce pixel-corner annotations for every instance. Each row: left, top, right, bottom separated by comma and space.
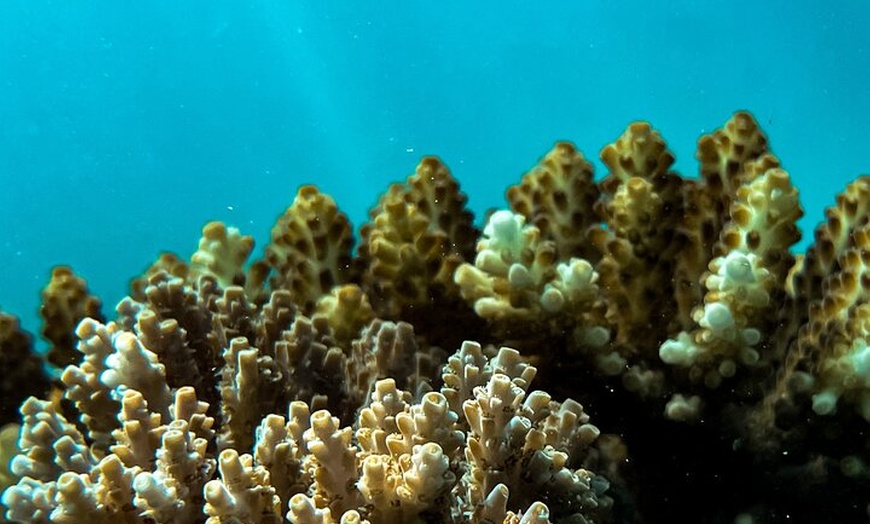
0, 112, 868, 524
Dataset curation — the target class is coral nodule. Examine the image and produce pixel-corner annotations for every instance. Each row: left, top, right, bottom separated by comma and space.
1, 112, 868, 524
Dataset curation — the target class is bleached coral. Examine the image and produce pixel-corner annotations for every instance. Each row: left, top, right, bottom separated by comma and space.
659, 165, 802, 394
454, 211, 602, 343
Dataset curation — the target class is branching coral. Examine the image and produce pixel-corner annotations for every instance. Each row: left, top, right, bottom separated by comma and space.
40, 266, 105, 368
3, 325, 611, 523
0, 313, 50, 427
1, 111, 868, 523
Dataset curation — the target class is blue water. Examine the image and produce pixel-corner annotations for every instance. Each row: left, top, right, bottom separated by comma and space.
1, 1, 868, 340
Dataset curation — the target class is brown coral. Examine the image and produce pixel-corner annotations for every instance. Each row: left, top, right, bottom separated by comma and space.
2, 111, 869, 524
264, 185, 356, 311
357, 156, 482, 349
507, 142, 600, 262
41, 266, 104, 368
0, 312, 50, 426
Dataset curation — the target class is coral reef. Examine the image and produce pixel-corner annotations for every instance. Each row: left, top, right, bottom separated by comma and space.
0, 111, 868, 523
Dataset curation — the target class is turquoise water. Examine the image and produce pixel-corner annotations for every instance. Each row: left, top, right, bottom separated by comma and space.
0, 1, 867, 338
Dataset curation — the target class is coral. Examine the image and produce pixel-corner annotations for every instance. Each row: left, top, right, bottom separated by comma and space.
358, 157, 477, 317
0, 423, 20, 504
263, 185, 356, 311
2, 326, 611, 523
453, 210, 603, 347
190, 222, 256, 290
357, 157, 483, 350
755, 177, 870, 451
659, 165, 802, 392
591, 123, 685, 359
312, 285, 374, 349
40, 266, 104, 368
203, 449, 281, 523
1, 111, 868, 523
0, 312, 51, 426
506, 142, 601, 263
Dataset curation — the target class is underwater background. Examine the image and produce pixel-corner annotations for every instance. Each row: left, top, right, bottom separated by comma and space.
0, 0, 868, 340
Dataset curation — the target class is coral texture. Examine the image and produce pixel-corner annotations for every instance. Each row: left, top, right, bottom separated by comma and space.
1, 112, 868, 524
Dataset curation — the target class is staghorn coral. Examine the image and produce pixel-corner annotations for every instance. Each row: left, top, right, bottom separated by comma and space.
1, 111, 868, 524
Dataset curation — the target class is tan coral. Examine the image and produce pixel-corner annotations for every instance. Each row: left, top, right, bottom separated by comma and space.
313, 284, 374, 349
673, 112, 773, 328
697, 110, 770, 206
215, 297, 313, 444
133, 417, 216, 524
441, 342, 536, 421
356, 378, 412, 457
218, 337, 267, 452
133, 308, 203, 391
129, 253, 189, 302
786, 221, 869, 420
0, 423, 20, 502
345, 319, 435, 406
717, 162, 801, 278
253, 411, 310, 515
599, 121, 678, 190
60, 319, 125, 451
203, 448, 281, 523
755, 176, 870, 439
110, 390, 165, 469
5, 111, 870, 523
589, 122, 685, 365
0, 312, 50, 426
303, 410, 359, 516
189, 221, 255, 290
354, 380, 457, 522
212, 285, 259, 350
273, 315, 348, 419
588, 177, 671, 359
8, 397, 92, 482
358, 157, 477, 318
462, 366, 609, 522
507, 142, 600, 261
122, 271, 222, 407
41, 266, 104, 368
285, 494, 367, 524
659, 165, 803, 395
255, 289, 297, 352
264, 185, 356, 311
102, 331, 173, 419
91, 454, 141, 522
780, 176, 870, 348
